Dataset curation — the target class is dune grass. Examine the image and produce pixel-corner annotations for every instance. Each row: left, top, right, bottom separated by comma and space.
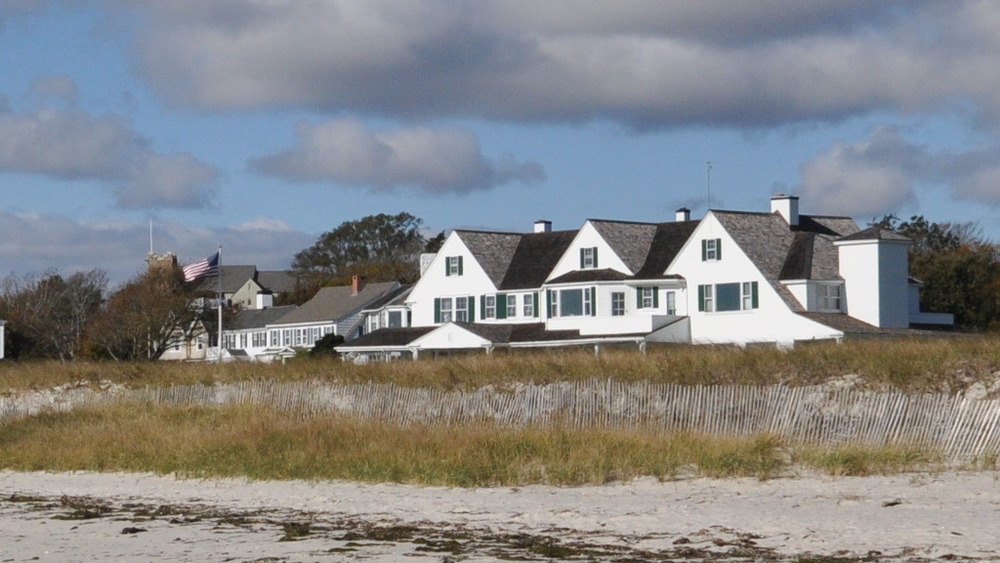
0, 403, 944, 485
1, 335, 998, 396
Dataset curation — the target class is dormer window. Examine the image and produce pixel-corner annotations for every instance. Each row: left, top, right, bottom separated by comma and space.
446, 256, 463, 276
701, 239, 722, 262
580, 246, 598, 269
818, 283, 842, 312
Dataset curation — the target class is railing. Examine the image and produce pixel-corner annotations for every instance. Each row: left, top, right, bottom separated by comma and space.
3, 380, 999, 462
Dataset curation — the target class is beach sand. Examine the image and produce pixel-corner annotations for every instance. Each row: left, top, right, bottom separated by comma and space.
1, 469, 998, 561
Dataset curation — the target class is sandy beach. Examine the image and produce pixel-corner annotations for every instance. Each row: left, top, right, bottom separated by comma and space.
1, 470, 998, 561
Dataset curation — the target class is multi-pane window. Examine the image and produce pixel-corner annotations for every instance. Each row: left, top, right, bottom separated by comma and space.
523, 293, 534, 317
701, 284, 714, 312
665, 291, 677, 315
446, 256, 463, 276
702, 238, 722, 261
581, 247, 598, 269
698, 282, 758, 312
611, 292, 626, 316
818, 284, 842, 312
440, 297, 453, 322
438, 296, 470, 323
507, 294, 518, 318
484, 295, 496, 319
549, 288, 595, 317
639, 287, 656, 308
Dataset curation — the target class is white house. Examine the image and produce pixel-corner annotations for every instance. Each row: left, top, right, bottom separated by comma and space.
338, 196, 954, 361
214, 277, 403, 362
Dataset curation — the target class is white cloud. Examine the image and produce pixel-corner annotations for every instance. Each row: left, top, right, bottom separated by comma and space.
0, 210, 313, 285
0, 107, 218, 208
249, 118, 544, 193
797, 126, 1000, 217
123, 1, 1000, 129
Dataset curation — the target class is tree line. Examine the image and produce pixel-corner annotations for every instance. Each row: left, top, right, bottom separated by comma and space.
0, 213, 441, 361
0, 212, 996, 361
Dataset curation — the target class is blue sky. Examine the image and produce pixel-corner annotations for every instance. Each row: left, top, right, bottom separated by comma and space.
2, 1, 1000, 285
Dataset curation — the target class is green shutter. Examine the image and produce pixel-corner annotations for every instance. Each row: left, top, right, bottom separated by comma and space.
579, 248, 585, 268
697, 285, 706, 312
591, 286, 597, 316
546, 289, 553, 317
533, 292, 540, 317
716, 239, 722, 260
434, 298, 441, 323
479, 295, 486, 319
497, 294, 507, 319
751, 281, 759, 309
653, 287, 660, 308
444, 258, 449, 276
593, 247, 598, 268
636, 287, 642, 308
458, 256, 463, 275
701, 240, 707, 261
467, 296, 474, 322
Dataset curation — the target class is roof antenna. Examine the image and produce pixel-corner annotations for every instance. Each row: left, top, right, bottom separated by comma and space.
706, 161, 712, 210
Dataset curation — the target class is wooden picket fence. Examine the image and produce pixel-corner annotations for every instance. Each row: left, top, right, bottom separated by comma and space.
3, 379, 1000, 462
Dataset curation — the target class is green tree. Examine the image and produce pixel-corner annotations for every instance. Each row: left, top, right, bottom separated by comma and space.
291, 212, 428, 288
873, 215, 1000, 330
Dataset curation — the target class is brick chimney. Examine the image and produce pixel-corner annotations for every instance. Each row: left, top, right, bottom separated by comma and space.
352, 275, 366, 295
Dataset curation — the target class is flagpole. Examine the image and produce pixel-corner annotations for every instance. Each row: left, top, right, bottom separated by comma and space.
217, 246, 223, 364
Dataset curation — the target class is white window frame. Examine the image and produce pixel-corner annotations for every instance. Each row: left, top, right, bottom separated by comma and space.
582, 247, 597, 269
447, 256, 461, 276
742, 282, 754, 311
639, 287, 655, 309
704, 238, 720, 261
523, 293, 534, 317
611, 291, 625, 316
666, 291, 676, 315
440, 297, 454, 322
484, 295, 496, 319
702, 284, 715, 312
507, 294, 518, 318
454, 296, 469, 322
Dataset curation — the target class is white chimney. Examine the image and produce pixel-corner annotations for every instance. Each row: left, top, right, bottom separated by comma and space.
771, 194, 799, 226
534, 220, 552, 233
255, 291, 273, 309
675, 207, 691, 222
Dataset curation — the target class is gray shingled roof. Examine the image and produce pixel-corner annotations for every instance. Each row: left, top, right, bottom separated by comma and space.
499, 230, 577, 290
715, 211, 859, 282
274, 281, 400, 325
229, 305, 298, 331
589, 220, 659, 273
195, 265, 258, 294
633, 221, 701, 278
837, 226, 909, 242
256, 270, 297, 293
455, 230, 523, 286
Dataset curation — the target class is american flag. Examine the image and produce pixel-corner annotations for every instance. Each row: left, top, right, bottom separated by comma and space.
183, 252, 220, 282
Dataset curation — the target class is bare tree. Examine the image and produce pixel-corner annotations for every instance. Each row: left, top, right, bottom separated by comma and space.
88, 264, 205, 361
0, 270, 107, 360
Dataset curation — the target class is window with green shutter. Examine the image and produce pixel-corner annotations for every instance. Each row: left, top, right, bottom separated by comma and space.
701, 239, 721, 261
